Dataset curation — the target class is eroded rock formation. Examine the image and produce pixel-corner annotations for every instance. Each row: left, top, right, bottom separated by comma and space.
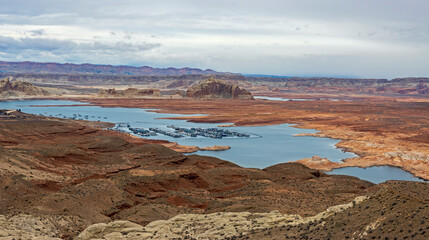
1, 181, 428, 239
186, 77, 253, 99
98, 88, 161, 97
242, 181, 429, 239
77, 196, 368, 240
0, 77, 51, 97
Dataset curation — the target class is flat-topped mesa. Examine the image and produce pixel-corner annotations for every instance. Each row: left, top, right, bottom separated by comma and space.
186, 77, 254, 100
98, 88, 161, 98
0, 76, 51, 97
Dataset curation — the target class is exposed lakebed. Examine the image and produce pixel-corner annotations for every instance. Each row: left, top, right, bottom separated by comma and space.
1, 99, 425, 183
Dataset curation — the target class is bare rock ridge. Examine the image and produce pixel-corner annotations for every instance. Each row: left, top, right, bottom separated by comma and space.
98, 88, 161, 97
76, 196, 368, 240
0, 76, 51, 97
0, 61, 235, 76
187, 77, 254, 99
5, 181, 428, 240
242, 181, 429, 239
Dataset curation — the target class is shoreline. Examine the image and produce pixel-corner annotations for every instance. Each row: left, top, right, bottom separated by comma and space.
4, 96, 429, 181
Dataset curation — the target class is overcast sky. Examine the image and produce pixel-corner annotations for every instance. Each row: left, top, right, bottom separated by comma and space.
0, 0, 428, 78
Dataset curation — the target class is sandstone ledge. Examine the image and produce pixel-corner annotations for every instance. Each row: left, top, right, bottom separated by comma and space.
199, 145, 231, 151
160, 142, 230, 153
76, 196, 367, 240
0, 214, 82, 240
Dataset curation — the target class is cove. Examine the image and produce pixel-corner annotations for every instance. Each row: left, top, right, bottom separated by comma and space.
1, 99, 425, 183
327, 166, 427, 184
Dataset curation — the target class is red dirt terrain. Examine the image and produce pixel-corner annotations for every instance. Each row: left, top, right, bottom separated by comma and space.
240, 181, 429, 239
0, 110, 375, 238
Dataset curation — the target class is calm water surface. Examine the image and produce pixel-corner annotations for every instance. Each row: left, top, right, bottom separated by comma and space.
254, 96, 344, 101
328, 166, 426, 184
254, 96, 309, 101
1, 100, 426, 184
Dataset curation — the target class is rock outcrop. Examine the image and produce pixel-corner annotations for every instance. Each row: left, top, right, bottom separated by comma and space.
4, 181, 428, 239
296, 155, 340, 171
199, 145, 231, 151
76, 221, 145, 240
186, 77, 253, 99
0, 214, 72, 240
242, 181, 429, 239
76, 196, 367, 240
0, 77, 51, 98
98, 88, 161, 98
166, 79, 193, 89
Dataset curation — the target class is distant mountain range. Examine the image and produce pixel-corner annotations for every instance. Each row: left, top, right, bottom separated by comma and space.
242, 74, 290, 78
0, 61, 235, 76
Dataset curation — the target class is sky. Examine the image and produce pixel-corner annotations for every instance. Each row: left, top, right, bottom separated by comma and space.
0, 0, 428, 78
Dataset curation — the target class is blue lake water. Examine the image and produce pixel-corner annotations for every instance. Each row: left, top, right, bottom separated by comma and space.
254, 96, 342, 101
328, 166, 426, 184
1, 99, 426, 184
254, 96, 309, 101
254, 96, 352, 102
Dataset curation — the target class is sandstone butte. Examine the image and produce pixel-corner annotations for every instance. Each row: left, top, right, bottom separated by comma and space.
75, 97, 429, 181
186, 77, 254, 100
0, 77, 51, 98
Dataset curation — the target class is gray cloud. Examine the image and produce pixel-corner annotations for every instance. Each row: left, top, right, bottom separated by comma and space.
0, 36, 75, 51
0, 36, 159, 53
0, 0, 429, 78
29, 29, 45, 36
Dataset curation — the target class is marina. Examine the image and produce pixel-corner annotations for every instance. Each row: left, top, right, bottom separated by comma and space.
166, 125, 251, 138
39, 112, 108, 120
108, 123, 252, 139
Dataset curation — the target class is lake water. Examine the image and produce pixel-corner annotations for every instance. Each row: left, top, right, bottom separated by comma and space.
254, 96, 309, 101
328, 166, 426, 184
1, 99, 426, 184
254, 96, 343, 101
